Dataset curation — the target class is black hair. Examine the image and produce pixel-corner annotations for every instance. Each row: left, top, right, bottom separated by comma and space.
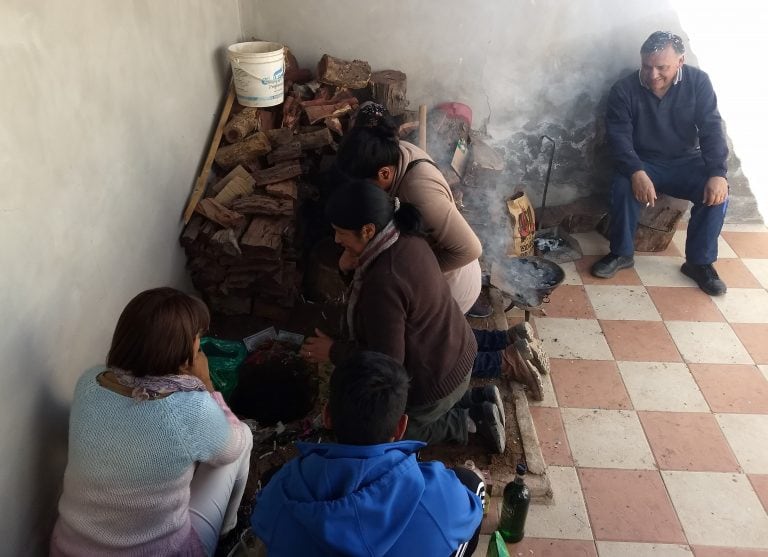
325, 179, 424, 237
329, 351, 410, 445
335, 117, 400, 180
641, 31, 685, 55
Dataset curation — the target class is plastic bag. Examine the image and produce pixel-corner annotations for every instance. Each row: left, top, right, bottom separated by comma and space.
486, 531, 511, 557
200, 337, 247, 400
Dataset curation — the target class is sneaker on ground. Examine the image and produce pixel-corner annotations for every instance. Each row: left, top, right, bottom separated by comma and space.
501, 345, 544, 401
457, 385, 505, 428
514, 337, 550, 376
681, 262, 727, 296
591, 253, 634, 278
469, 401, 506, 454
507, 321, 535, 343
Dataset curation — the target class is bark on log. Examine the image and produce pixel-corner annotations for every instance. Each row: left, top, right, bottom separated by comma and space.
325, 118, 343, 136
209, 227, 243, 257
241, 217, 284, 259
266, 141, 302, 165
223, 107, 259, 143
265, 180, 298, 200
266, 128, 295, 146
194, 198, 246, 228
214, 132, 271, 169
207, 294, 252, 316
281, 95, 302, 130
303, 102, 355, 124
296, 128, 333, 151
211, 165, 255, 195
317, 54, 371, 89
180, 215, 205, 247
370, 70, 407, 116
254, 162, 303, 186
230, 194, 294, 216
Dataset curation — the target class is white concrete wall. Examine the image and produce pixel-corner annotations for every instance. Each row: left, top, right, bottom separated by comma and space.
0, 1, 241, 553
240, 0, 765, 222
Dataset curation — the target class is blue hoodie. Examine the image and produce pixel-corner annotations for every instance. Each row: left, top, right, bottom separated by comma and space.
251, 440, 483, 556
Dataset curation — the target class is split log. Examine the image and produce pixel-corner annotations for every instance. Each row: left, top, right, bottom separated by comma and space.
300, 89, 357, 108
194, 198, 246, 228
180, 215, 205, 247
304, 101, 355, 124
209, 227, 243, 257
230, 193, 294, 216
211, 165, 255, 195
251, 299, 291, 322
214, 132, 271, 169
265, 180, 298, 200
296, 128, 333, 151
258, 109, 278, 132
317, 54, 371, 89
207, 294, 252, 316
214, 175, 254, 207
281, 95, 302, 130
223, 107, 259, 143
370, 70, 407, 116
463, 139, 505, 188
325, 118, 343, 135
241, 217, 284, 259
266, 141, 302, 165
267, 128, 295, 146
253, 162, 303, 186
285, 68, 312, 84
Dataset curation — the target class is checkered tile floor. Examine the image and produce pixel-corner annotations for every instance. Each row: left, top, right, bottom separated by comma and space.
480, 224, 768, 556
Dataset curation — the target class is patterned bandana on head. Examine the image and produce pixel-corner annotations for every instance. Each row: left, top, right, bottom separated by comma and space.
355, 101, 388, 127
110, 367, 207, 401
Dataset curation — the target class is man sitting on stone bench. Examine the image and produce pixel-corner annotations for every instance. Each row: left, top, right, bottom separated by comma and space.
250, 350, 484, 556
591, 31, 729, 295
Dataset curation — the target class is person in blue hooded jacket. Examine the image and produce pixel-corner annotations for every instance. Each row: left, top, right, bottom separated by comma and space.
251, 350, 485, 556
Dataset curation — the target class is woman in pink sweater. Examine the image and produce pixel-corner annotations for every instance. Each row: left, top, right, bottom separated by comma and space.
50, 288, 253, 557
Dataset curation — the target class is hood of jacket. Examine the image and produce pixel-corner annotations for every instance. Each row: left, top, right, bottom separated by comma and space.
254, 440, 428, 556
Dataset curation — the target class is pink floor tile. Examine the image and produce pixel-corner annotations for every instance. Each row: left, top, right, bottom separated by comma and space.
541, 285, 596, 319
506, 538, 598, 556
600, 320, 682, 362
688, 363, 768, 413
646, 286, 725, 322
579, 468, 686, 543
576, 255, 644, 286
550, 359, 632, 409
639, 411, 740, 472
749, 474, 768, 514
731, 324, 768, 364
692, 547, 768, 557
721, 232, 768, 259
714, 259, 764, 288
529, 406, 573, 466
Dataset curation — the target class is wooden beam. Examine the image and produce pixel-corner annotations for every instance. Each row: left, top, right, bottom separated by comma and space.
182, 80, 236, 223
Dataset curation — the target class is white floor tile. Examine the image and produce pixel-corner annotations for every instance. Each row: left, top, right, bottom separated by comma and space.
665, 321, 753, 364
760, 365, 768, 383
633, 256, 691, 287
559, 261, 584, 285
561, 408, 656, 469
717, 413, 768, 473
721, 223, 768, 233
741, 259, 768, 289
534, 317, 613, 360
671, 231, 738, 259
524, 466, 593, 540
711, 288, 768, 323
596, 541, 693, 557
662, 470, 768, 547
617, 361, 709, 412
585, 285, 661, 321
570, 231, 610, 256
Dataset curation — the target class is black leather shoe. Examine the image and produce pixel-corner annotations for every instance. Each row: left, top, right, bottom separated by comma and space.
457, 385, 505, 428
591, 253, 634, 278
681, 262, 727, 296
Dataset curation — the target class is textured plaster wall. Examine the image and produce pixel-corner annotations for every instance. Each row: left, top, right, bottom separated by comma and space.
0, 1, 240, 553
240, 0, 763, 223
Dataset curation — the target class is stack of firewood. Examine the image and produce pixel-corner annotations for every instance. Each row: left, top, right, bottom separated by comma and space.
181, 51, 410, 319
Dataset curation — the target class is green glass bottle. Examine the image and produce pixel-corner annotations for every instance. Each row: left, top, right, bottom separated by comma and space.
498, 463, 530, 543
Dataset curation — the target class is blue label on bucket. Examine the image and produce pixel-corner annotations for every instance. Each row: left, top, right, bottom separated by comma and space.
239, 93, 283, 101
260, 66, 284, 86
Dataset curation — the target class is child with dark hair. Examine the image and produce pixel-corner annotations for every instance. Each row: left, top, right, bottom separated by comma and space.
251, 351, 485, 557
301, 180, 506, 453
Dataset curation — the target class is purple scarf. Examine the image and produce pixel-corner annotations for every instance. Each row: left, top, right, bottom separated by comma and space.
346, 220, 400, 340
110, 368, 207, 401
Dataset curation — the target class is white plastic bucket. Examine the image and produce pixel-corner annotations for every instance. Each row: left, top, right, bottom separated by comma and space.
227, 41, 285, 107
